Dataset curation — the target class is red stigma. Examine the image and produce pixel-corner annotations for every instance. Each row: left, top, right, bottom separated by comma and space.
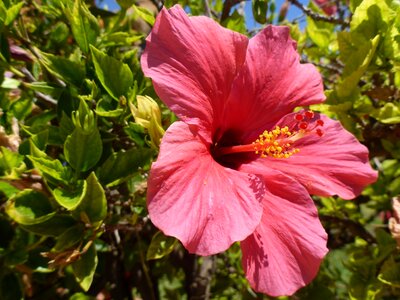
316, 119, 324, 126
305, 111, 314, 119
299, 122, 308, 130
295, 114, 303, 121
316, 128, 323, 137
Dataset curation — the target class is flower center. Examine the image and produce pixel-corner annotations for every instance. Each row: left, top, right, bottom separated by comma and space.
214, 111, 324, 159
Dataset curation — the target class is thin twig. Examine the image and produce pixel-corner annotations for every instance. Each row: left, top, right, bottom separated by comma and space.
203, 0, 211, 17
301, 58, 343, 74
288, 0, 349, 26
20, 67, 58, 106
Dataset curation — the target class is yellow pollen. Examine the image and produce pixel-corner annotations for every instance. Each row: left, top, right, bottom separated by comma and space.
252, 126, 300, 159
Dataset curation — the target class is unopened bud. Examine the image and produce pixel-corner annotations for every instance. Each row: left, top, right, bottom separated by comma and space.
130, 95, 164, 148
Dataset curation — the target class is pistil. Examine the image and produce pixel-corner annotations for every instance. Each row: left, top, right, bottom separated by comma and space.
214, 111, 324, 159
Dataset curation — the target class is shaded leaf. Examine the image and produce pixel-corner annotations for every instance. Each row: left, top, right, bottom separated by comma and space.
146, 231, 177, 260
6, 189, 55, 225
97, 148, 152, 186
72, 243, 98, 291
53, 224, 85, 252
38, 49, 85, 86
52, 181, 86, 210
73, 173, 107, 223
22, 215, 76, 236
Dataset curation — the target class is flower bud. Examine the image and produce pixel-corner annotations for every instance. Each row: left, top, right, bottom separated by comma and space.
130, 95, 164, 148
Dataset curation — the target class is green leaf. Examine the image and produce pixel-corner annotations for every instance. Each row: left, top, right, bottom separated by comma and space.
378, 257, 400, 287
336, 35, 380, 98
29, 155, 70, 186
23, 82, 63, 98
22, 215, 76, 236
0, 147, 25, 179
1, 77, 20, 89
350, 0, 395, 39
5, 1, 24, 26
52, 181, 86, 210
252, 0, 268, 24
64, 128, 102, 172
72, 243, 98, 291
30, 130, 49, 151
224, 10, 246, 34
100, 32, 143, 48
6, 189, 55, 225
38, 49, 85, 86
53, 224, 85, 252
64, 100, 102, 172
97, 148, 152, 186
65, 0, 99, 53
70, 292, 96, 300
383, 12, 400, 62
306, 17, 334, 49
146, 231, 177, 260
0, 2, 6, 29
50, 22, 70, 44
74, 173, 107, 223
90, 45, 133, 100
371, 102, 400, 124
95, 98, 124, 117
10, 97, 32, 120
132, 4, 155, 26
0, 181, 19, 198
117, 0, 135, 9
124, 122, 146, 147
381, 139, 400, 159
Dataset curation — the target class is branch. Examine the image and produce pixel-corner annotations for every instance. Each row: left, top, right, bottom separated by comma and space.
321, 215, 376, 244
220, 0, 242, 23
20, 67, 57, 106
189, 256, 216, 300
288, 0, 349, 26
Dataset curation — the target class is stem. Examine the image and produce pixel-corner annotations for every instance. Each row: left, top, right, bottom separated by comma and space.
189, 256, 216, 300
135, 232, 157, 300
288, 0, 349, 26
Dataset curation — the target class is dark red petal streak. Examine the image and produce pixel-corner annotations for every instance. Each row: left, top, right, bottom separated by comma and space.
141, 5, 248, 130
223, 26, 325, 142
240, 169, 328, 296
147, 122, 265, 255
251, 112, 378, 199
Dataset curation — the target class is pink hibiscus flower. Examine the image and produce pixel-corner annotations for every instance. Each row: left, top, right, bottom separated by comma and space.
313, 0, 338, 16
141, 5, 377, 296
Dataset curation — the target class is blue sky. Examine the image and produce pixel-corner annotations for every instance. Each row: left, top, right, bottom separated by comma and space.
96, 0, 309, 29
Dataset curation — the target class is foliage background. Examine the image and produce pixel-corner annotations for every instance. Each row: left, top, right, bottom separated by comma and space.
0, 0, 400, 299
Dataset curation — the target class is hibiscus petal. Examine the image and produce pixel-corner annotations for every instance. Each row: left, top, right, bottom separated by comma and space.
253, 112, 378, 199
224, 26, 325, 140
141, 5, 248, 129
239, 169, 328, 296
147, 122, 264, 256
